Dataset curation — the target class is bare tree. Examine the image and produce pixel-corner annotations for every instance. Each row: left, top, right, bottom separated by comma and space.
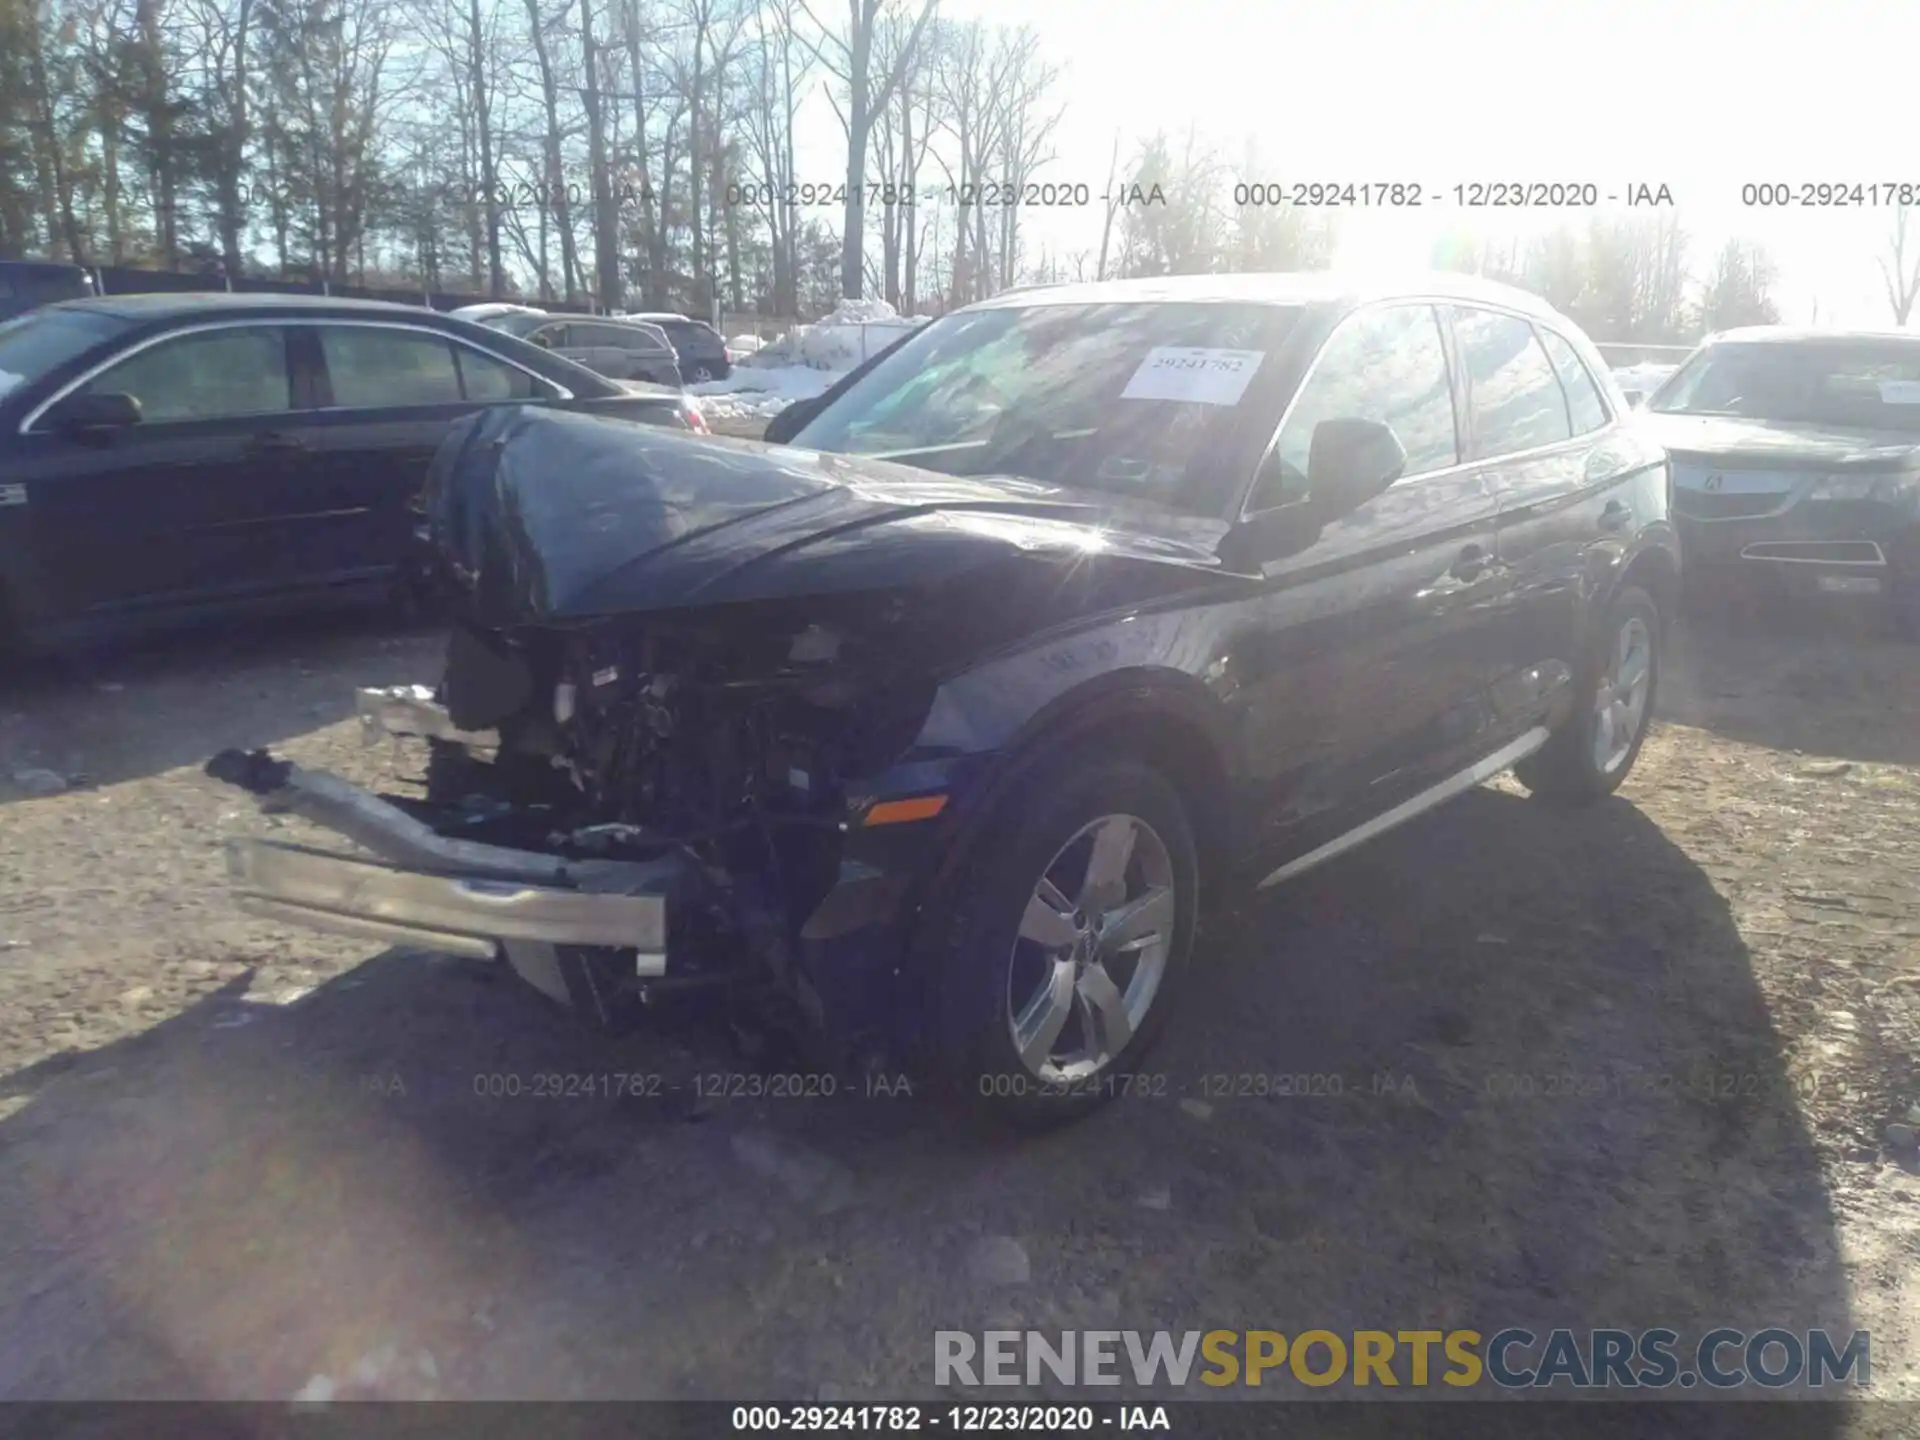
1881, 206, 1920, 325
181, 0, 258, 274
796, 0, 935, 300
519, 0, 580, 299
1694, 237, 1781, 333
988, 25, 1059, 294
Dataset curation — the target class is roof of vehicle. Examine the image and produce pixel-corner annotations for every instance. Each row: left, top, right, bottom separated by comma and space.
1702, 325, 1920, 345
619, 311, 709, 325
964, 270, 1564, 320
47, 292, 451, 322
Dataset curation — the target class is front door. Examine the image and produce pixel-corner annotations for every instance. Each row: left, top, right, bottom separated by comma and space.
1230, 302, 1506, 858
11, 322, 307, 621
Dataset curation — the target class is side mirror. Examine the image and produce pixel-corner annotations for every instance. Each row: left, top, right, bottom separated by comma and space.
47, 391, 142, 433
1305, 416, 1406, 519
763, 395, 825, 445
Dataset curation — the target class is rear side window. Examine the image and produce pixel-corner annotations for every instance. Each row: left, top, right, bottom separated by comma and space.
452, 344, 542, 402
319, 327, 463, 408
1537, 327, 1610, 435
1449, 307, 1573, 458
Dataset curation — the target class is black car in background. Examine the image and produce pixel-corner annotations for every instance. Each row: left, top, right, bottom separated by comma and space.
1638, 327, 1920, 634
620, 311, 731, 382
0, 261, 94, 323
212, 272, 1679, 1124
0, 293, 705, 654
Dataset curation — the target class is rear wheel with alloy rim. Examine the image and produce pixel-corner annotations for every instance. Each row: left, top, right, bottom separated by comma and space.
1516, 584, 1661, 805
932, 755, 1198, 1126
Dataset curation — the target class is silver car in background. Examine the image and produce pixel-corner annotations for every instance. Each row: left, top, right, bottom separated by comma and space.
476, 312, 683, 387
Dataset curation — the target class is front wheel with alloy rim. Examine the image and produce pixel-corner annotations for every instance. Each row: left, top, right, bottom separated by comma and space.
1516, 584, 1661, 805
931, 756, 1198, 1126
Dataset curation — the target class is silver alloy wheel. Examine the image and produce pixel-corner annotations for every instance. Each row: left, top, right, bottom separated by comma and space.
688, 364, 715, 383
1592, 614, 1653, 775
1006, 813, 1176, 1083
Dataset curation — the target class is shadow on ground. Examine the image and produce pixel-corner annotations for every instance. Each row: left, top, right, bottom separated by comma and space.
0, 609, 444, 805
1663, 594, 1920, 767
0, 777, 1858, 1421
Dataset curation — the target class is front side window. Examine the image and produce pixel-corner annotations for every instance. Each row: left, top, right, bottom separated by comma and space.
1538, 327, 1610, 435
1650, 338, 1920, 431
1249, 304, 1457, 512
0, 306, 129, 403
1450, 307, 1573, 458
318, 327, 463, 408
791, 300, 1303, 513
79, 325, 291, 421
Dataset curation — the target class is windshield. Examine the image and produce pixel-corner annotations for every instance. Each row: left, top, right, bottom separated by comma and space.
791, 300, 1303, 512
0, 305, 128, 400
1650, 339, 1920, 431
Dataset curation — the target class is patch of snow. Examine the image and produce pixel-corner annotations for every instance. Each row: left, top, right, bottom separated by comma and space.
736, 301, 930, 373
1610, 362, 1678, 393
727, 334, 765, 354
690, 363, 839, 420
0, 370, 25, 399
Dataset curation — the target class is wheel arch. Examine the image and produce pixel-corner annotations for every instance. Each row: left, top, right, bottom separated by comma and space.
931, 668, 1238, 909
1614, 535, 1681, 631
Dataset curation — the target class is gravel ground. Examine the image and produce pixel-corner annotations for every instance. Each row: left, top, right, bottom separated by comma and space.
0, 560, 1916, 1419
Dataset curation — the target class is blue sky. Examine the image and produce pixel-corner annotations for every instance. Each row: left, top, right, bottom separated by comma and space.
790, 0, 1920, 325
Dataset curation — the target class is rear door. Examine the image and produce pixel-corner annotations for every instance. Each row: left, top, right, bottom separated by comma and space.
1450, 307, 1641, 739
286, 322, 559, 585
1234, 301, 1504, 850
10, 321, 309, 616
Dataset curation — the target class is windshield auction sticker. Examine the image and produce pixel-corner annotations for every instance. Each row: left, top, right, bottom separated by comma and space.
1120, 347, 1265, 406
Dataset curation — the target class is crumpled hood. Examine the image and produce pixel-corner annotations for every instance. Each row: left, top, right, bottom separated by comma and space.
424, 406, 1233, 627
1638, 411, 1920, 470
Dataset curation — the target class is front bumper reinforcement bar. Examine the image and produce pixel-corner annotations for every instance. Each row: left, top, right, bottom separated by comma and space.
205, 746, 678, 976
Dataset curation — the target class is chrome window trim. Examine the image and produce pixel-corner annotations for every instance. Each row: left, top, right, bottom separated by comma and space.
1239, 295, 1619, 522
19, 315, 571, 433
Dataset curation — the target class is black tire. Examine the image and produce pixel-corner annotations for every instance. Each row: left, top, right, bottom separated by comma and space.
686, 363, 716, 384
926, 753, 1199, 1128
1516, 584, 1662, 806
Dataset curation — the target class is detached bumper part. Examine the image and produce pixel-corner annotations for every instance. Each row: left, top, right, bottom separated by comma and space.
207, 748, 677, 979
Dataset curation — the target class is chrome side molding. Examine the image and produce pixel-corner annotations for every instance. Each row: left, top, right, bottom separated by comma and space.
1257, 727, 1551, 891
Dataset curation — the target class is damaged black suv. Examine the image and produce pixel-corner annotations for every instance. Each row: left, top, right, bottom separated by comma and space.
210, 273, 1679, 1122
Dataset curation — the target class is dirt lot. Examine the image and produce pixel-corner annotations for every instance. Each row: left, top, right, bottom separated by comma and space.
0, 569, 1917, 1419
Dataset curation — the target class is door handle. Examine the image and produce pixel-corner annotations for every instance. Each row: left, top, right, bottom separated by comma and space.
251, 431, 308, 453
1450, 544, 1491, 582
1598, 500, 1633, 532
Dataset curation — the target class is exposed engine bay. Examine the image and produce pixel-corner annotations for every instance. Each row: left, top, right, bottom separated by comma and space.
436, 599, 937, 860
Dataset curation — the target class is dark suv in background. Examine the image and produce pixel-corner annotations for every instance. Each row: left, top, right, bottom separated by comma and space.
1639, 327, 1920, 634
621, 312, 731, 382
213, 271, 1678, 1124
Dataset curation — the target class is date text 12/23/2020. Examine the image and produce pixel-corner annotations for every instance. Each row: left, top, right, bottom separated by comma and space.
717, 179, 1677, 209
